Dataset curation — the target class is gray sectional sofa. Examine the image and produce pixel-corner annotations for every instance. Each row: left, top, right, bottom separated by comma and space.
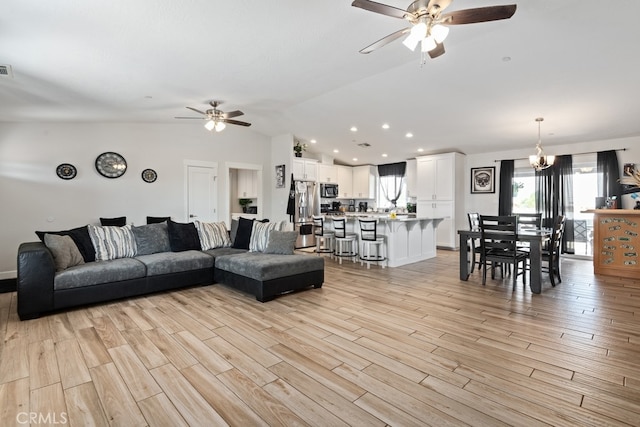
17, 219, 324, 320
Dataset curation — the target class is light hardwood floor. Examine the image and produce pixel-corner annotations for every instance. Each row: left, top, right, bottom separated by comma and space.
1, 250, 640, 426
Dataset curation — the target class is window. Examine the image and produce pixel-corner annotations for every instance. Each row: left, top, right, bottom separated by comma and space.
512, 154, 596, 256
377, 175, 407, 209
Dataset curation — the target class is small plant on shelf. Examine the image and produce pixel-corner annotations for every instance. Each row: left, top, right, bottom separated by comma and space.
293, 141, 307, 157
239, 198, 252, 213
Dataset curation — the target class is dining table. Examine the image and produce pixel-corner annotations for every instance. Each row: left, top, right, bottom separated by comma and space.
457, 228, 552, 294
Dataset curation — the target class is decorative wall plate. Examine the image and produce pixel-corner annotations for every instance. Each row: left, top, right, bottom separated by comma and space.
56, 163, 77, 180
95, 152, 127, 178
141, 168, 157, 183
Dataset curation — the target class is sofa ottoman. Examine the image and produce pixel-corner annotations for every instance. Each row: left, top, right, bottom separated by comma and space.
214, 252, 324, 302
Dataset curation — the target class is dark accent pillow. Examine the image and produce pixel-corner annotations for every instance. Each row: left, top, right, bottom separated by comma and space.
230, 219, 239, 243
232, 217, 254, 250
264, 231, 298, 255
147, 216, 171, 224
167, 220, 201, 252
100, 216, 127, 226
36, 225, 96, 262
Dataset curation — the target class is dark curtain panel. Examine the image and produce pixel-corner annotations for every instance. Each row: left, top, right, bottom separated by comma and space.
377, 162, 406, 177
535, 155, 575, 254
597, 150, 623, 208
498, 160, 514, 216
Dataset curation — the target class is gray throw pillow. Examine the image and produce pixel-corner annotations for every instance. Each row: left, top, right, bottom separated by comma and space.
263, 231, 298, 255
132, 223, 171, 255
44, 234, 85, 271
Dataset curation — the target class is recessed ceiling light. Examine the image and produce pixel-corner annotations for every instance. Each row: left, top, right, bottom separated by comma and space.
333, 149, 339, 153
350, 126, 358, 132
382, 153, 388, 157
405, 132, 413, 138
502, 56, 511, 62
352, 158, 358, 162
382, 123, 390, 130
417, 148, 424, 152
310, 139, 317, 143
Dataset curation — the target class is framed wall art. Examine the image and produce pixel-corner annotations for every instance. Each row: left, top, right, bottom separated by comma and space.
275, 164, 285, 188
471, 166, 495, 194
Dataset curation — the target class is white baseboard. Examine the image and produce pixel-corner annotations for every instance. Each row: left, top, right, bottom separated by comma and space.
0, 270, 17, 280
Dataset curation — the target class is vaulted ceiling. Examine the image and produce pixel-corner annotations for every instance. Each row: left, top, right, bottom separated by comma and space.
2, 0, 639, 165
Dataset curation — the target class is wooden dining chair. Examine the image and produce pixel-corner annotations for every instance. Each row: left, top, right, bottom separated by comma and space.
542, 215, 566, 286
479, 215, 528, 290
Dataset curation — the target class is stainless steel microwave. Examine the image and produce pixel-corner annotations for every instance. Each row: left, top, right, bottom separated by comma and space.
320, 183, 338, 198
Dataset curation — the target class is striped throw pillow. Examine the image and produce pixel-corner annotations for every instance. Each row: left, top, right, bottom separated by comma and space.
195, 221, 232, 250
88, 224, 137, 261
249, 221, 285, 252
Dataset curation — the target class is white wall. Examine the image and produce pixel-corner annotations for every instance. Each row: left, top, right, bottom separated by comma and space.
464, 136, 640, 216
0, 122, 279, 278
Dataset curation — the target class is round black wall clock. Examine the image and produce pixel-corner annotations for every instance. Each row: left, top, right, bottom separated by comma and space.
141, 168, 157, 183
56, 163, 77, 180
95, 152, 127, 178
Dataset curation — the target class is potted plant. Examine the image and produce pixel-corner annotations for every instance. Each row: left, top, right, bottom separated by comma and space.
293, 141, 307, 157
239, 198, 252, 213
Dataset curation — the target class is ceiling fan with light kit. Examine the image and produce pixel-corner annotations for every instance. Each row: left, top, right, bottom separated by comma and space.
352, 0, 516, 63
175, 101, 251, 132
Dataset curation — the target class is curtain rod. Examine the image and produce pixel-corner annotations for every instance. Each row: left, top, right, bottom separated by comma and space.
494, 147, 627, 163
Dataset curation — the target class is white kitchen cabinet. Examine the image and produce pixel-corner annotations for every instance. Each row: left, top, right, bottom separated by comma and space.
406, 158, 417, 198
336, 165, 353, 198
317, 164, 337, 183
352, 165, 376, 199
237, 169, 258, 198
416, 152, 465, 249
292, 158, 318, 181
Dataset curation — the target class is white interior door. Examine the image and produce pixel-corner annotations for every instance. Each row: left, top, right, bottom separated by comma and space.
187, 165, 218, 223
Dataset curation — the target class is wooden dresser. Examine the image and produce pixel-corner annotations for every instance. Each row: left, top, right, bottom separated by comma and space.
590, 209, 640, 279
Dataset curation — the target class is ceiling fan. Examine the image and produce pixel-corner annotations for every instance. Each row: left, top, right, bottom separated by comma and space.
175, 101, 251, 132
352, 0, 516, 62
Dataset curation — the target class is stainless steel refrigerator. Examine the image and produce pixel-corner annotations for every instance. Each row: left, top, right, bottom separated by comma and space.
294, 180, 319, 248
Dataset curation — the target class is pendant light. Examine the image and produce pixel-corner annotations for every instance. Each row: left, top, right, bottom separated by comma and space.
529, 117, 555, 171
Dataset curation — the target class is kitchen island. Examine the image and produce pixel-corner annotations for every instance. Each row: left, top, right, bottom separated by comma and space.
324, 214, 445, 267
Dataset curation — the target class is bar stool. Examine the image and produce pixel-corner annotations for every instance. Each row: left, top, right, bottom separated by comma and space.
312, 215, 334, 258
358, 219, 386, 269
332, 217, 358, 264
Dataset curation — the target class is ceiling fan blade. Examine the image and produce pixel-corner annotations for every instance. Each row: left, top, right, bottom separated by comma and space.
441, 5, 517, 25
428, 42, 445, 58
359, 27, 411, 54
175, 116, 205, 120
224, 119, 251, 127
351, 0, 409, 20
222, 110, 244, 119
186, 106, 207, 115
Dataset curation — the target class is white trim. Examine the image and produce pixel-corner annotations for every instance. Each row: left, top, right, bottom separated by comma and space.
0, 270, 16, 280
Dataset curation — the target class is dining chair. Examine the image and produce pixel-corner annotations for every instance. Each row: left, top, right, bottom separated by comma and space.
516, 212, 543, 267
358, 219, 386, 269
332, 217, 358, 264
467, 212, 482, 273
542, 215, 566, 286
312, 215, 334, 258
479, 215, 528, 290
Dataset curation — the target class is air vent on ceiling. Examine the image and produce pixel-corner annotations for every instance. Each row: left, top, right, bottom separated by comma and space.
0, 65, 14, 78
357, 142, 371, 147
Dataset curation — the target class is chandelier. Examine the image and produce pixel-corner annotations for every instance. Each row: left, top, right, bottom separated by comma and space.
529, 117, 555, 171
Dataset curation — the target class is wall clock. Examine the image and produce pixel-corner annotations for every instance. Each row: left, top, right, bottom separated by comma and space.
95, 152, 127, 178
56, 163, 77, 180
141, 168, 157, 183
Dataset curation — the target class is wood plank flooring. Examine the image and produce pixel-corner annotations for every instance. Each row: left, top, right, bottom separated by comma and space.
1, 250, 640, 426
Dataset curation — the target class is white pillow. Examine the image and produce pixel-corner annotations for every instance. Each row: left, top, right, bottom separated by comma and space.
194, 220, 232, 250
249, 221, 285, 252
88, 224, 137, 261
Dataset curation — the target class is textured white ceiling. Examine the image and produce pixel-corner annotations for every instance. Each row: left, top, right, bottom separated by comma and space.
1, 0, 639, 165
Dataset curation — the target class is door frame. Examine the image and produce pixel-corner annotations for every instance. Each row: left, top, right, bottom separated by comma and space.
224, 161, 263, 225
184, 159, 218, 222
